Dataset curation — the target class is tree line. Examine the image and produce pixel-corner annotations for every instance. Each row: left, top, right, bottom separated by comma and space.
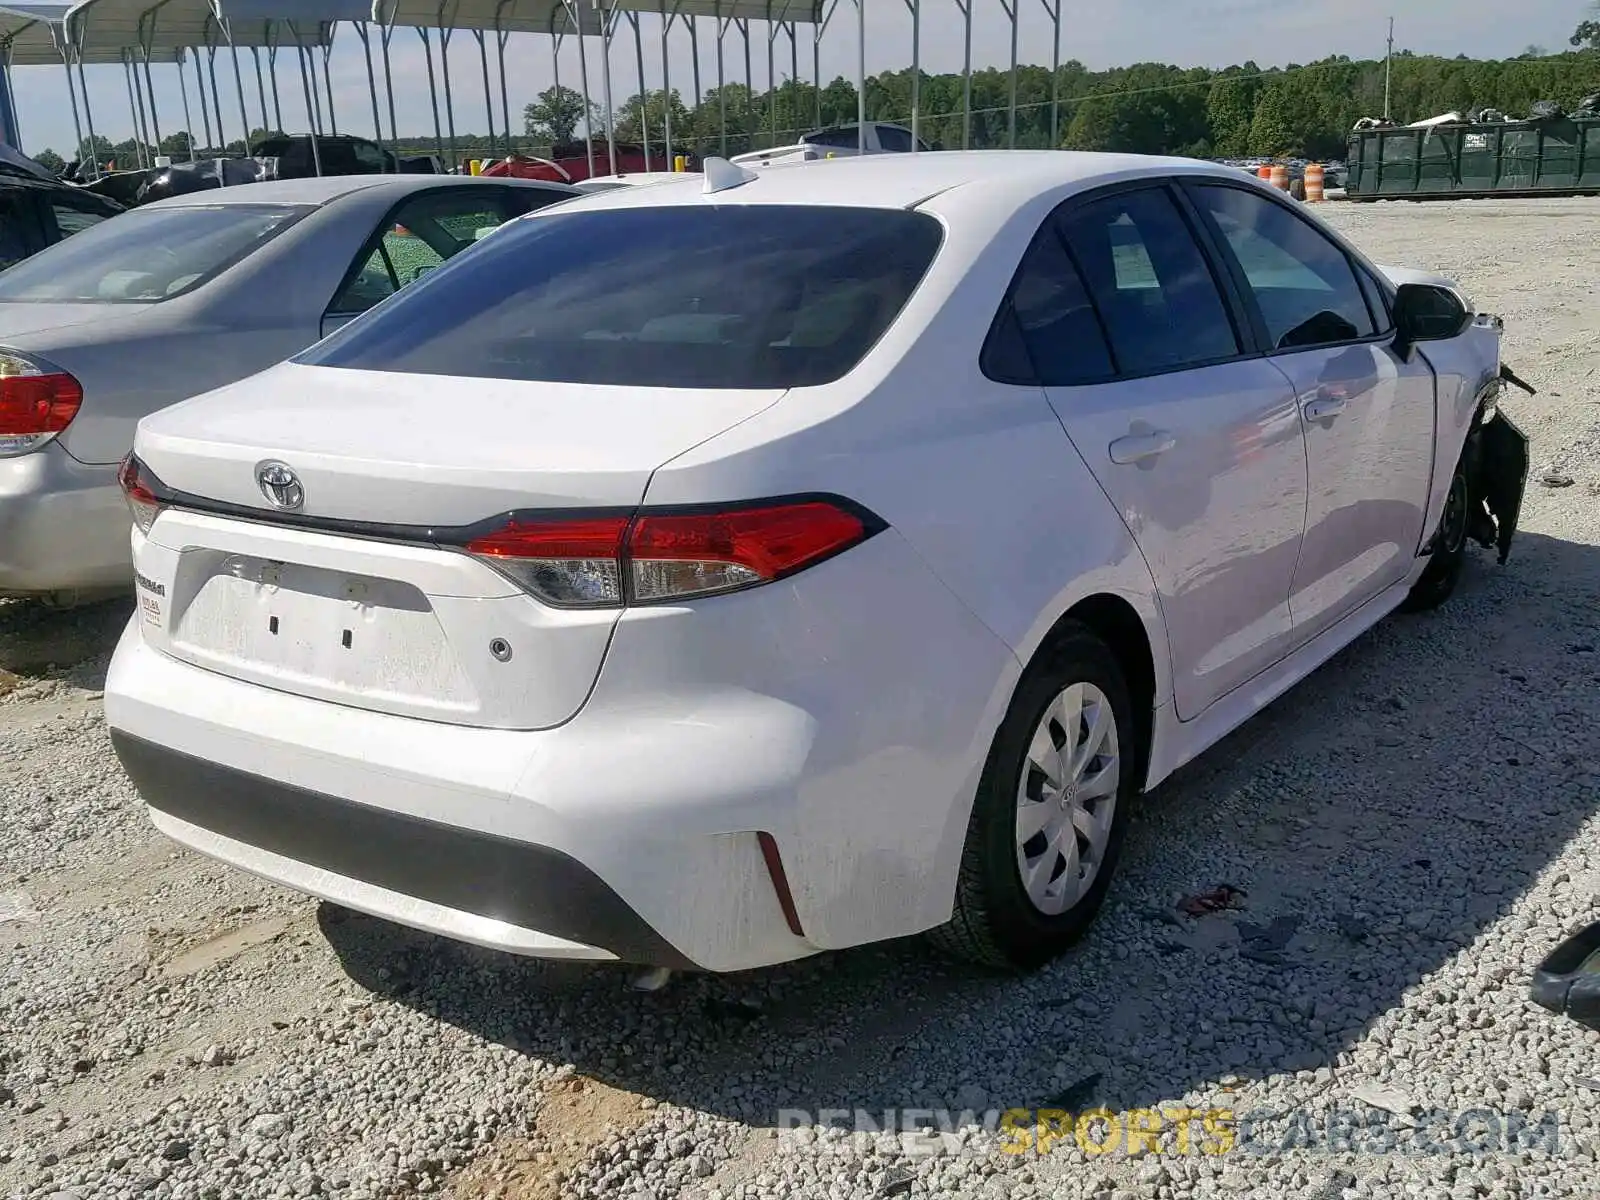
36, 31, 1600, 170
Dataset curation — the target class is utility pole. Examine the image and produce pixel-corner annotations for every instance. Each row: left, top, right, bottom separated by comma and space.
1384, 17, 1394, 121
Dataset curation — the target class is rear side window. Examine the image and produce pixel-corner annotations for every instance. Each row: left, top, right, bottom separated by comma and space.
1056, 188, 1240, 376
0, 203, 304, 302
300, 204, 944, 388
983, 224, 1114, 386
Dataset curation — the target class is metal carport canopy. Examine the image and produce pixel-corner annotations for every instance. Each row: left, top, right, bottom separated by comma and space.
62, 0, 363, 51
369, 0, 830, 34
0, 2, 181, 62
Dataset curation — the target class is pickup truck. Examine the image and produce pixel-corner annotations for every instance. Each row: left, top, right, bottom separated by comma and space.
730, 121, 934, 167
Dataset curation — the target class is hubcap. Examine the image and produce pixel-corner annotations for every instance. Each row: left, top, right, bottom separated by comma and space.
1015, 681, 1120, 916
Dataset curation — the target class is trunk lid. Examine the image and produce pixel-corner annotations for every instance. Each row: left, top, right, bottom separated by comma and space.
131, 361, 785, 729
137, 361, 785, 523
0, 302, 148, 340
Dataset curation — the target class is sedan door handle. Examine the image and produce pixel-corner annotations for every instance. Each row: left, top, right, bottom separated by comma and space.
1108, 431, 1176, 465
1303, 396, 1347, 421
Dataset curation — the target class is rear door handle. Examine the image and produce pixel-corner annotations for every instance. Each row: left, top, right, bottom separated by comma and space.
1108, 431, 1176, 465
1304, 396, 1347, 421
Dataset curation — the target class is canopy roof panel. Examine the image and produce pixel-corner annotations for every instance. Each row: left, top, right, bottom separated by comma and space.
371, 0, 601, 34
371, 0, 822, 33
0, 1, 184, 61
65, 0, 352, 51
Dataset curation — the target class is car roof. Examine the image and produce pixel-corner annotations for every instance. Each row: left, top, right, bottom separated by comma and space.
139, 173, 578, 210
548, 150, 1244, 215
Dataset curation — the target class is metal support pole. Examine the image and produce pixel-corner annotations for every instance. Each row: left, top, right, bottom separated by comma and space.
495, 21, 511, 158
436, 18, 458, 167
660, 0, 683, 164
764, 2, 775, 145
417, 27, 445, 160
61, 57, 85, 166
206, 44, 226, 146
688, 16, 702, 154
715, 5, 728, 156
628, 11, 649, 166
137, 17, 163, 151
268, 28, 284, 131
251, 46, 270, 136
902, 0, 918, 148
321, 37, 338, 134
572, 11, 596, 175
473, 30, 495, 158
1002, 0, 1018, 148
76, 55, 100, 175
855, 0, 863, 153
599, 1, 620, 170
956, 0, 970, 148
1040, 0, 1060, 146
380, 16, 399, 145
228, 36, 252, 150
297, 45, 324, 173
355, 24, 384, 152
192, 44, 213, 151
177, 53, 195, 158
122, 54, 148, 167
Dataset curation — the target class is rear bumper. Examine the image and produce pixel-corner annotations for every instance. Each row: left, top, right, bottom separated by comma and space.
104, 620, 816, 971
0, 444, 129, 594
111, 729, 692, 966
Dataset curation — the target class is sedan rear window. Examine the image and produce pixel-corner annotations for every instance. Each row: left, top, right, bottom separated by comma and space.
0, 203, 305, 303
298, 204, 944, 389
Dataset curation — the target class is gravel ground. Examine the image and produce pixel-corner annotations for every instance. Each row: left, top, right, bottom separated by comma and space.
5, 195, 1600, 1200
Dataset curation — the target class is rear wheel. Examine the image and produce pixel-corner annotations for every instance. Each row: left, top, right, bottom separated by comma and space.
1401, 452, 1470, 613
930, 623, 1137, 970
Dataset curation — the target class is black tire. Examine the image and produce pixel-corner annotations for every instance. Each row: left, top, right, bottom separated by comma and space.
929, 622, 1138, 970
1400, 449, 1471, 613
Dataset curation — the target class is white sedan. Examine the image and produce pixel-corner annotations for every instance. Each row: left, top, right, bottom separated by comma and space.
103, 152, 1529, 974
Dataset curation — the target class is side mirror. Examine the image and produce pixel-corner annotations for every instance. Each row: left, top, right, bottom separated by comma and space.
1392, 282, 1471, 361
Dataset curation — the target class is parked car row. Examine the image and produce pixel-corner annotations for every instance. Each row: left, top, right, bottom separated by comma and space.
5, 148, 1531, 978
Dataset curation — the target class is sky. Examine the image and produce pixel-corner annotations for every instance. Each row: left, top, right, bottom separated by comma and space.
7, 0, 1588, 158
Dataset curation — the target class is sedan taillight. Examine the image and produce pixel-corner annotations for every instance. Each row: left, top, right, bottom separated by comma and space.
117, 454, 166, 535
463, 496, 884, 608
0, 351, 83, 457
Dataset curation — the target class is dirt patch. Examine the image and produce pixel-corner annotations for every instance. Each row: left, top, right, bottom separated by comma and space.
155, 915, 300, 979
446, 1075, 653, 1200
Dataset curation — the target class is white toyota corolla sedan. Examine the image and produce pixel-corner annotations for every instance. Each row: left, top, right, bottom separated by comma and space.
104, 152, 1529, 974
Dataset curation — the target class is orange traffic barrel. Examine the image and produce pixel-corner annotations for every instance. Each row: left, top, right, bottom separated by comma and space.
1269, 164, 1290, 191
1256, 164, 1272, 180
1304, 162, 1325, 202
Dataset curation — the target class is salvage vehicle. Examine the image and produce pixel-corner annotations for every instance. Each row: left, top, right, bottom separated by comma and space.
104, 152, 1529, 974
0, 173, 578, 603
0, 161, 123, 269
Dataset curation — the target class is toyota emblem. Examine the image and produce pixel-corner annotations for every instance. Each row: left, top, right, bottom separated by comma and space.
255, 460, 304, 510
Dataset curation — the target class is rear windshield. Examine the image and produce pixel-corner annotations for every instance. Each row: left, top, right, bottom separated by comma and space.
0, 203, 305, 303
298, 204, 944, 388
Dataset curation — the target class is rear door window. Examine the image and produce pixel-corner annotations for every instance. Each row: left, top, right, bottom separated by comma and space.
1056, 187, 1241, 376
983, 223, 1115, 386
328, 188, 523, 316
301, 204, 944, 388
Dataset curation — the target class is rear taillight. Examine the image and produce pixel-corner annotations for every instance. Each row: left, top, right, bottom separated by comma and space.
462, 496, 882, 608
117, 453, 165, 535
0, 351, 83, 457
